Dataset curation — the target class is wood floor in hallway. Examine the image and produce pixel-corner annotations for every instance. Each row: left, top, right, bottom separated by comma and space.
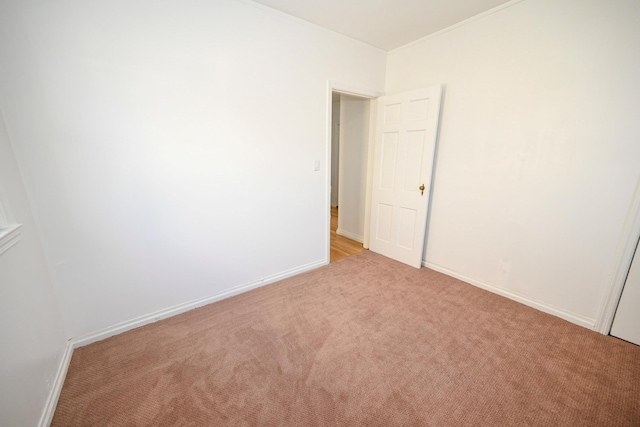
330, 207, 366, 262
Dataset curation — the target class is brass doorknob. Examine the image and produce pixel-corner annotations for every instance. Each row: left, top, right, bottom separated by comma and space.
419, 184, 425, 195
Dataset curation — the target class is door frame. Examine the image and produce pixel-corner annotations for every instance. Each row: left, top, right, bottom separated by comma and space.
325, 82, 383, 264
595, 175, 640, 334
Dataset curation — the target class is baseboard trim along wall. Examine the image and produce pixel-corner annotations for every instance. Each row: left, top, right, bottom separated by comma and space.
70, 259, 326, 348
37, 257, 593, 425
423, 261, 596, 330
37, 259, 326, 425
336, 229, 364, 243
38, 341, 74, 427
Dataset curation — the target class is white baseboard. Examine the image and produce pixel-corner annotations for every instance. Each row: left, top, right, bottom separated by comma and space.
38, 341, 74, 427
423, 261, 596, 330
336, 228, 364, 243
71, 260, 326, 348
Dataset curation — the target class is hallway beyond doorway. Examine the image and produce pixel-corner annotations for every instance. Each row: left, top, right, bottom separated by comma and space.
331, 207, 366, 262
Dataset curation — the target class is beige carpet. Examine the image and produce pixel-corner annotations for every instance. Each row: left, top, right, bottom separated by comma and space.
52, 251, 640, 426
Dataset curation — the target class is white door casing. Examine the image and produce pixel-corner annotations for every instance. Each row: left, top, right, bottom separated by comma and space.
611, 239, 640, 345
369, 85, 442, 268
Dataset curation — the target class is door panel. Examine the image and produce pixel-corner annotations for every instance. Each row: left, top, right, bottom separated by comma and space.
380, 134, 398, 190
398, 207, 417, 250
404, 131, 426, 191
369, 86, 442, 268
376, 204, 393, 242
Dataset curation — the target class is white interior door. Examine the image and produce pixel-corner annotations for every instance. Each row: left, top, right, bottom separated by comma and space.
611, 239, 640, 345
369, 85, 442, 268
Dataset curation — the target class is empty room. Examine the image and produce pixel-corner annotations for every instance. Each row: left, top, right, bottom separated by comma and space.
1, 0, 639, 425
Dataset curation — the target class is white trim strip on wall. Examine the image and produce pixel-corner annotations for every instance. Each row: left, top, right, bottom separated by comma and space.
38, 341, 74, 427
38, 259, 326, 425
70, 259, 325, 348
393, 0, 526, 51
336, 228, 364, 244
239, 0, 386, 53
423, 261, 596, 330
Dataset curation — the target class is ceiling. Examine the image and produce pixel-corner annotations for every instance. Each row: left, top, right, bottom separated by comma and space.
251, 0, 513, 51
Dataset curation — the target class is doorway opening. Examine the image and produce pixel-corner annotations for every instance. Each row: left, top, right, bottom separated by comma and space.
329, 90, 374, 262
327, 84, 443, 268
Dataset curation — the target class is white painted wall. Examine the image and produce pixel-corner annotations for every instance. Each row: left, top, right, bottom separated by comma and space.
0, 112, 68, 426
0, 0, 385, 338
386, 0, 640, 326
331, 97, 340, 208
337, 96, 370, 242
